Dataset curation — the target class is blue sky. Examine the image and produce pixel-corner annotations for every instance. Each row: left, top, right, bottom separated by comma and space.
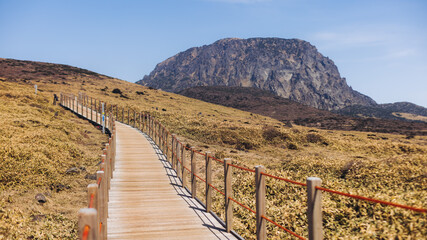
1, 0, 426, 107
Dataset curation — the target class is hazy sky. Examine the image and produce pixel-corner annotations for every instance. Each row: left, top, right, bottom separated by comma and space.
1, 0, 426, 107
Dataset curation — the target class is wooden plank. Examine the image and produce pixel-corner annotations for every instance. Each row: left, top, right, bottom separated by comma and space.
107, 122, 238, 240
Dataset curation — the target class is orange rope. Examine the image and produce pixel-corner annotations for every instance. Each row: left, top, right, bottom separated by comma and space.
97, 177, 102, 186
228, 196, 256, 214
193, 172, 206, 183
261, 172, 307, 187
262, 215, 306, 240
209, 183, 225, 196
227, 162, 255, 173
316, 186, 427, 213
209, 155, 224, 164
81, 225, 90, 240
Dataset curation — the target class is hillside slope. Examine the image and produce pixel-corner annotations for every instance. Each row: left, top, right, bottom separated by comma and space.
336, 102, 427, 122
137, 38, 376, 110
179, 86, 427, 136
1, 58, 426, 239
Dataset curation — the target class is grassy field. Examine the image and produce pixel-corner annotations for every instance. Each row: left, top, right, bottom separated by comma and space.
0, 81, 108, 239
0, 61, 426, 239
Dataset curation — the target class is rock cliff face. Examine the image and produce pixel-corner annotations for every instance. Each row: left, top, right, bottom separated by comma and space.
137, 38, 376, 110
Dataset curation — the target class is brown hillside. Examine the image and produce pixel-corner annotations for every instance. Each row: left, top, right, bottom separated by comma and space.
179, 86, 427, 136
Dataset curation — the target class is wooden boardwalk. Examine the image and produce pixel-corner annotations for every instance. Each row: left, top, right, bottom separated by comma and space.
107, 122, 238, 239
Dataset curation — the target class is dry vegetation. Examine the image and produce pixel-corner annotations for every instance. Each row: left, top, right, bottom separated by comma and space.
0, 82, 108, 239
0, 59, 426, 239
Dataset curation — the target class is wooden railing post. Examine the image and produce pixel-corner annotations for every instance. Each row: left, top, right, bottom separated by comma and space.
139, 112, 142, 130
96, 170, 106, 240
307, 177, 323, 240
86, 96, 89, 118
205, 152, 212, 213
175, 137, 179, 171
134, 110, 136, 128
90, 97, 93, 121
190, 147, 196, 198
165, 131, 169, 162
182, 143, 187, 188
95, 99, 98, 124
255, 165, 266, 240
171, 134, 176, 167
87, 184, 98, 210
127, 108, 129, 125
224, 158, 233, 232
122, 107, 124, 123
78, 208, 98, 240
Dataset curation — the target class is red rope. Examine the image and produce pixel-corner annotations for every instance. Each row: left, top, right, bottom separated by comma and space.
227, 163, 255, 173
89, 193, 95, 208
262, 215, 306, 240
97, 177, 102, 186
193, 172, 206, 183
209, 155, 224, 164
209, 183, 225, 196
228, 196, 256, 214
194, 150, 206, 157
261, 172, 307, 187
316, 186, 427, 213
183, 166, 192, 173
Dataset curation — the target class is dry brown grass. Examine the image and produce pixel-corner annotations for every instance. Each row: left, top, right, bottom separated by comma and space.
1, 66, 426, 239
0, 81, 108, 239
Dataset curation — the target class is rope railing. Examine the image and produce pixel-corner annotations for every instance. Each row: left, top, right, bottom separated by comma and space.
316, 186, 427, 213
60, 93, 116, 240
262, 215, 306, 240
261, 172, 307, 187
61, 92, 425, 240
137, 109, 426, 240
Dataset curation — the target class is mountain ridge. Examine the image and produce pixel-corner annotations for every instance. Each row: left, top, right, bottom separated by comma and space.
137, 37, 376, 110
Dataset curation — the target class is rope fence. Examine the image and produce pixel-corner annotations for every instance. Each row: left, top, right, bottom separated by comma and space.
135, 104, 426, 240
60, 93, 116, 240
61, 92, 425, 240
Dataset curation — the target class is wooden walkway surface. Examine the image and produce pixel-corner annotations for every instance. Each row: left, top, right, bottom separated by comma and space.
107, 122, 238, 239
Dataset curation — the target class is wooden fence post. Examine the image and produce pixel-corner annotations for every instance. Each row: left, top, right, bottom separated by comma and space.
205, 152, 212, 213
96, 170, 106, 240
139, 112, 142, 130
165, 131, 169, 162
86, 96, 89, 118
190, 147, 196, 198
134, 110, 136, 128
90, 97, 93, 121
78, 208, 98, 240
127, 108, 129, 125
87, 184, 98, 210
181, 143, 187, 188
307, 177, 323, 240
171, 134, 176, 167
95, 99, 98, 124
224, 158, 233, 233
175, 137, 179, 171
255, 165, 266, 240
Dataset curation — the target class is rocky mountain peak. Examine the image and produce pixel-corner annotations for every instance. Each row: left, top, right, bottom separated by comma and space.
137, 37, 376, 110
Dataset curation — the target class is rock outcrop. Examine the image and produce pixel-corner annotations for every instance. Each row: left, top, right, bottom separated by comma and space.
138, 38, 376, 110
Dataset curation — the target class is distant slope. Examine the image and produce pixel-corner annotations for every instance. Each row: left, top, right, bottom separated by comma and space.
335, 102, 427, 123
0, 57, 109, 84
179, 86, 427, 135
137, 38, 376, 110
